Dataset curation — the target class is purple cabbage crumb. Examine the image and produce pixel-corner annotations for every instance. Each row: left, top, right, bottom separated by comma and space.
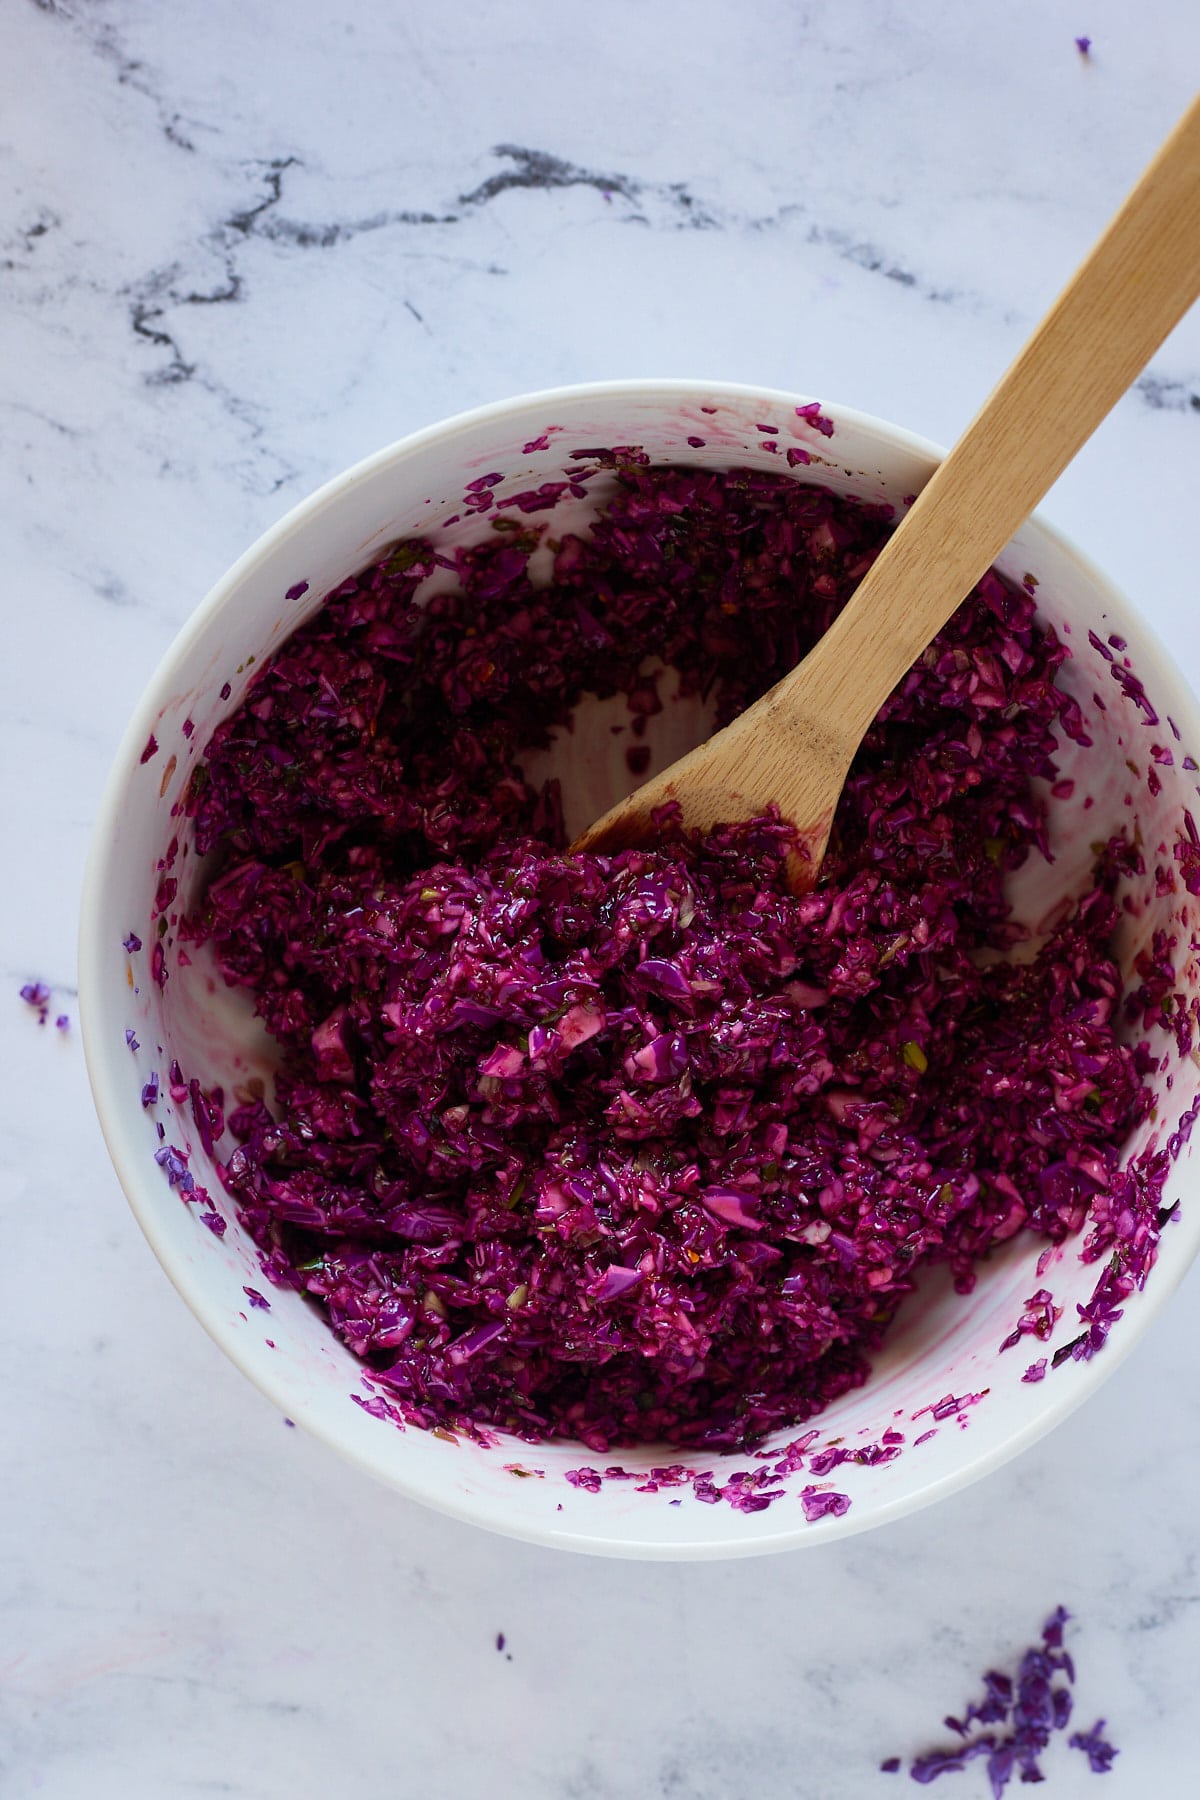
795, 400, 835, 437
19, 982, 51, 1024
1069, 1718, 1118, 1773
154, 1144, 194, 1193
800, 1487, 851, 1522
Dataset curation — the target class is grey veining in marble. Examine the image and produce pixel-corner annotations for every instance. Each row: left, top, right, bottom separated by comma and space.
3, 2, 1200, 1794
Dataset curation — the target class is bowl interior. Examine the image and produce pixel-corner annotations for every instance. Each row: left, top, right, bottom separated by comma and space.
81, 382, 1200, 1556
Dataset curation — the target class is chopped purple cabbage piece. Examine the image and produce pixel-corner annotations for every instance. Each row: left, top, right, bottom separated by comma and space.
1069, 1718, 1118, 1773
154, 1144, 194, 1192
19, 982, 52, 1027
800, 1487, 851, 1522
910, 1740, 993, 1784
795, 400, 835, 437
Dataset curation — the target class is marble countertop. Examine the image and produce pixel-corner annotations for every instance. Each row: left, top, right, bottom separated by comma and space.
4, 3, 1200, 1794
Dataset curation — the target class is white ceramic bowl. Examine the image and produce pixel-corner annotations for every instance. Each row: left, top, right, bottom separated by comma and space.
80, 380, 1200, 1557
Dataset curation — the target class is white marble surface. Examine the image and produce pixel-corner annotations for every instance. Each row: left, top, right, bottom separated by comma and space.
3, 2, 1200, 1794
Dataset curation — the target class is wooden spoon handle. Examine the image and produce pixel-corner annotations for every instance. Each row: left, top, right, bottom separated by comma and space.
573, 95, 1200, 870
779, 91, 1200, 773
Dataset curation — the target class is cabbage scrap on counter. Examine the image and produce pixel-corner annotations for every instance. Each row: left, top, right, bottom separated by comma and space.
183, 458, 1152, 1452
882, 1606, 1118, 1790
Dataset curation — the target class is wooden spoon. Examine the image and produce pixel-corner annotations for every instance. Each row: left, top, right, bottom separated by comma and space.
573, 94, 1200, 885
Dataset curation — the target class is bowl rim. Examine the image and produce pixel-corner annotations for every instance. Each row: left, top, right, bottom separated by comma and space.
78, 376, 1200, 1558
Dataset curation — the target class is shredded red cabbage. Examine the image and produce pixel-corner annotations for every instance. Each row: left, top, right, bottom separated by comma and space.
182, 460, 1158, 1451
893, 1608, 1117, 1792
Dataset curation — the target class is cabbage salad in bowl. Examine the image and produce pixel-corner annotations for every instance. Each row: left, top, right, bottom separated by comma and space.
89, 384, 1200, 1551
176, 452, 1174, 1454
